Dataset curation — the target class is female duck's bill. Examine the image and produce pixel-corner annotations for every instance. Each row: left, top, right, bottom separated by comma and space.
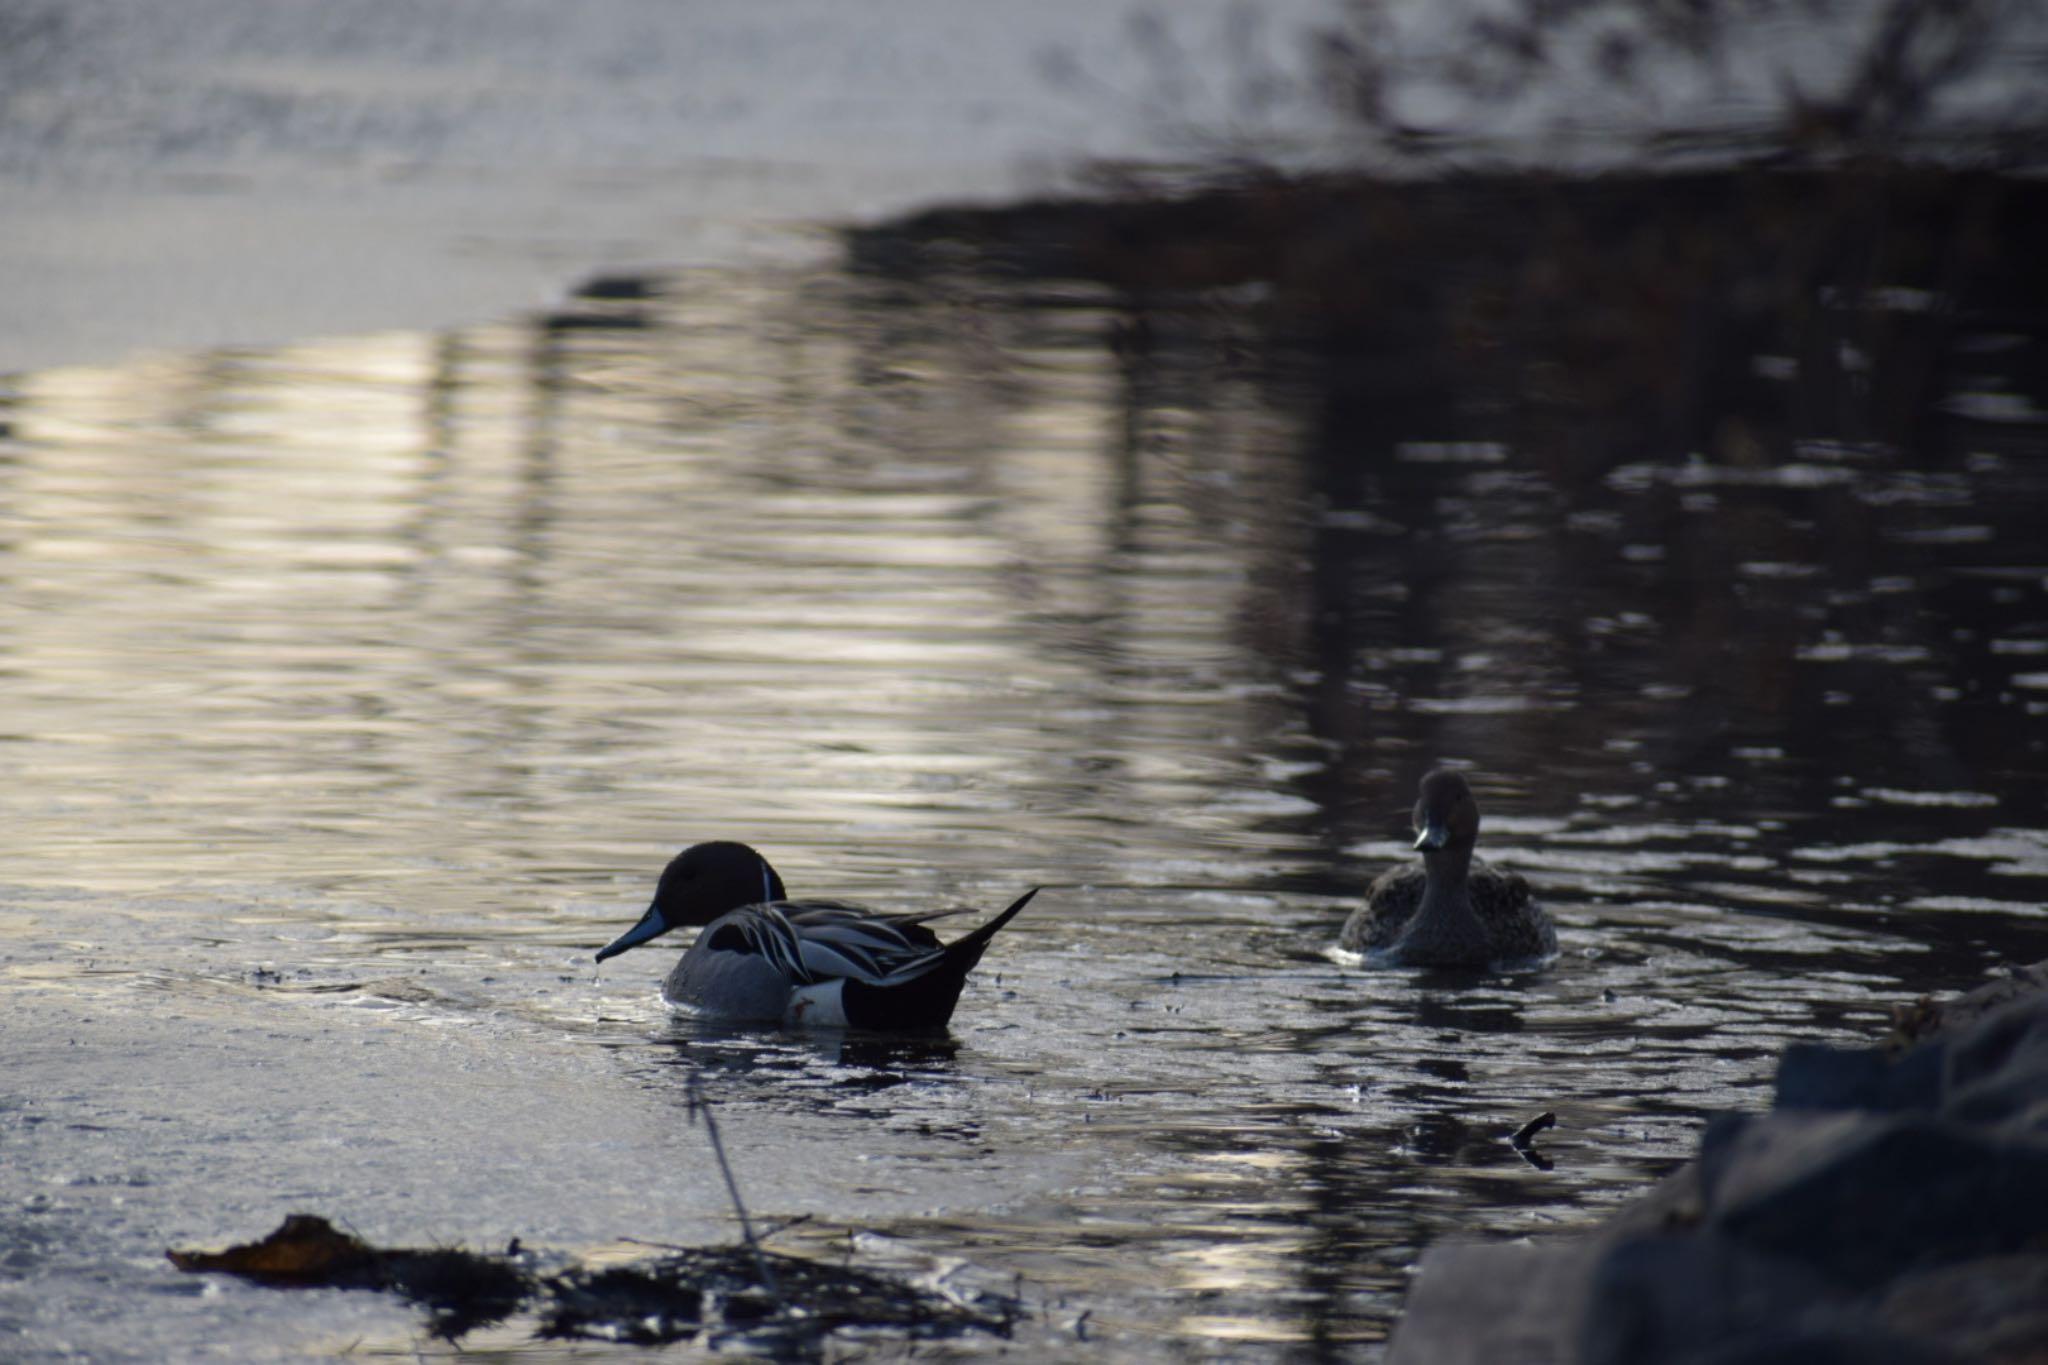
596, 840, 1036, 1031
1338, 769, 1558, 969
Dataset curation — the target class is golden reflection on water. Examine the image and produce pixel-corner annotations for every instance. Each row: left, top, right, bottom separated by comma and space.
0, 268, 1316, 910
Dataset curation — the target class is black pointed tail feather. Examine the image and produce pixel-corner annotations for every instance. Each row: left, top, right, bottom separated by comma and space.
841, 888, 1038, 1031
942, 887, 1037, 964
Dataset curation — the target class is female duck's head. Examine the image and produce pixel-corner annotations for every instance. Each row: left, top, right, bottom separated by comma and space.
1411, 769, 1480, 856
595, 841, 788, 962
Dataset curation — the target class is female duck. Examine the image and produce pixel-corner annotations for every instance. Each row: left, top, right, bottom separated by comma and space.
1340, 769, 1556, 968
595, 841, 1036, 1030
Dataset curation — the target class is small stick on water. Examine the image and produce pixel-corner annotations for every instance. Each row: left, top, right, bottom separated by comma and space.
686, 1074, 781, 1311
1512, 1111, 1557, 1149
1511, 1110, 1558, 1171
754, 1213, 813, 1240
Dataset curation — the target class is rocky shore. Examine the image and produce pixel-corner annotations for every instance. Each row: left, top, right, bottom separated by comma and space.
1390, 962, 2048, 1364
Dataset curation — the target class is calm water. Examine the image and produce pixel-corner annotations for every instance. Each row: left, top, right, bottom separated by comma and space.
2, 246, 2045, 1362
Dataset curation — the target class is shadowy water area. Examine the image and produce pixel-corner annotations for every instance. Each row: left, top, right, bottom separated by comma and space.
2, 166, 2045, 1361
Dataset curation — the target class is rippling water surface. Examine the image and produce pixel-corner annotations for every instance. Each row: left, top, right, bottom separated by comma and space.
3, 249, 2045, 1361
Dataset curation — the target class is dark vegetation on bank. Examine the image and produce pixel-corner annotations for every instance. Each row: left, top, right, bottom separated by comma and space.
847, 165, 2044, 474
850, 0, 2044, 477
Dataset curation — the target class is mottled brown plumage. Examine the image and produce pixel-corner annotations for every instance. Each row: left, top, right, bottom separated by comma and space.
1339, 769, 1556, 967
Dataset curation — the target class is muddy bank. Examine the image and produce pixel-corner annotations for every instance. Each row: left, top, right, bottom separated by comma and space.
1388, 962, 2048, 1364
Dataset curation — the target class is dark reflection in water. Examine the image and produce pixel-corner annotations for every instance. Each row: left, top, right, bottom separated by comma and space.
1, 190, 2045, 1361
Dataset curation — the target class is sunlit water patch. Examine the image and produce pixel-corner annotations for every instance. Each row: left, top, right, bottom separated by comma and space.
2, 246, 2044, 1361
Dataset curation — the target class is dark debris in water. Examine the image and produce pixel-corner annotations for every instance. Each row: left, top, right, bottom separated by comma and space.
538, 1245, 1018, 1347
168, 1213, 1018, 1350
166, 1214, 524, 1339
1512, 1110, 1560, 1170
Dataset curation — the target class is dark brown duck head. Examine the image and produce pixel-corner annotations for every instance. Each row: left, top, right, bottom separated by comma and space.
595, 840, 788, 963
1411, 768, 1480, 861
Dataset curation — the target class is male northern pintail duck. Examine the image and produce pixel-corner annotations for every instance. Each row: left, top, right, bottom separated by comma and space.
1339, 769, 1557, 968
595, 841, 1037, 1029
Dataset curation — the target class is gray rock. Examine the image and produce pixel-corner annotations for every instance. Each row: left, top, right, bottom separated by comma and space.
1386, 1239, 1602, 1365
1659, 1324, 1963, 1365
1599, 1160, 1705, 1240
1386, 962, 2048, 1364
1771, 992, 2048, 1120
1774, 1038, 1945, 1114
1941, 995, 2048, 1130
1701, 1111, 2048, 1288
1878, 1254, 2048, 1362
1895, 961, 2048, 1047
1578, 1232, 1849, 1365
1392, 1231, 1964, 1365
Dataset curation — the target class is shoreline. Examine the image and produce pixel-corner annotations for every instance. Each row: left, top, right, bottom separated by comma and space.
0, 0, 1334, 378
1390, 960, 2048, 1363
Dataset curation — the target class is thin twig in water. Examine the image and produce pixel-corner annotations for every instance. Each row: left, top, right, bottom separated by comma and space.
754, 1213, 814, 1241
1511, 1111, 1557, 1148
1510, 1110, 1558, 1169
686, 1074, 782, 1312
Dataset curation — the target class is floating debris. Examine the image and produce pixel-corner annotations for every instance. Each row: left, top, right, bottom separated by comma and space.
166, 1213, 378, 1284
168, 1214, 1018, 1350
166, 1214, 526, 1339
538, 1244, 1018, 1347
1511, 1111, 1559, 1171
